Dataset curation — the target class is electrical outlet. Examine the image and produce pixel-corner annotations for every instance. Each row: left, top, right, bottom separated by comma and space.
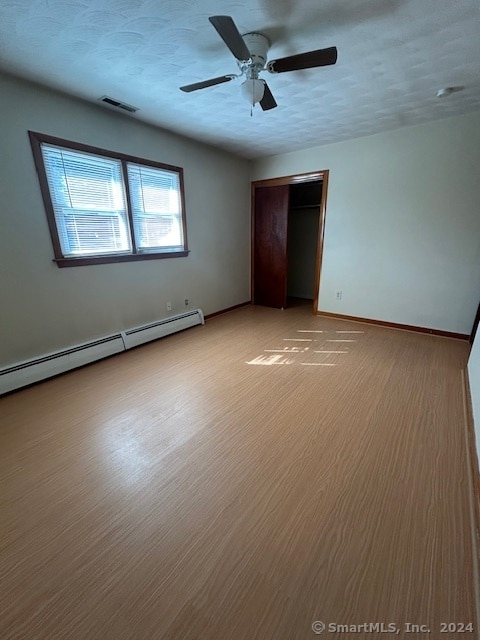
184, 298, 189, 306
166, 301, 172, 311
335, 290, 342, 300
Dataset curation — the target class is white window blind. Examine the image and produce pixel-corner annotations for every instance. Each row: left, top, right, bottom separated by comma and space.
127, 163, 184, 252
41, 144, 131, 257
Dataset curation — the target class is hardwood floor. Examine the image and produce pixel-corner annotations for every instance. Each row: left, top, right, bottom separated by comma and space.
0, 305, 476, 639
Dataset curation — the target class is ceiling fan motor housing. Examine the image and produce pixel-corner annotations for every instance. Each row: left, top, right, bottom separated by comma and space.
241, 32, 270, 71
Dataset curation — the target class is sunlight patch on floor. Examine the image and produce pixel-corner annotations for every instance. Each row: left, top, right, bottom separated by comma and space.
314, 350, 348, 354
301, 363, 337, 367
246, 355, 294, 366
297, 330, 325, 333
246, 326, 363, 367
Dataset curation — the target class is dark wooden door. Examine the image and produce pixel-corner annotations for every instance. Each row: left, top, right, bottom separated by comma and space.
253, 185, 289, 308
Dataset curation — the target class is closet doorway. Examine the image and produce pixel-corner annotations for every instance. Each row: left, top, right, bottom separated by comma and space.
251, 171, 329, 313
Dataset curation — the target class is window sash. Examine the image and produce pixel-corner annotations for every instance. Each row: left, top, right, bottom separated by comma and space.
41, 144, 132, 257
127, 162, 185, 253
30, 132, 188, 266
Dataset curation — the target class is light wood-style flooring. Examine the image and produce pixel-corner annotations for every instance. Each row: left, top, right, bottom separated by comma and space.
0, 305, 476, 639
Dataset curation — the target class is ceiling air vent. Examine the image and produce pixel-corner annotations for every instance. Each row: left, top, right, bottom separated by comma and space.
99, 96, 138, 113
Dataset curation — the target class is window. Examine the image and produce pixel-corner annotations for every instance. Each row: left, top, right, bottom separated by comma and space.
29, 132, 188, 267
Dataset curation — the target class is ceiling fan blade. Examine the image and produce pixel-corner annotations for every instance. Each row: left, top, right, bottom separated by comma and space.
180, 75, 233, 93
209, 15, 251, 61
260, 82, 277, 111
267, 46, 337, 73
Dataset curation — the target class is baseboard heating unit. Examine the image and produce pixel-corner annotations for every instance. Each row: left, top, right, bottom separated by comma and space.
0, 309, 204, 395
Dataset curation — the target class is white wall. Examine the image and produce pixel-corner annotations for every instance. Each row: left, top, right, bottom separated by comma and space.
468, 333, 480, 478
469, 333, 480, 426
0, 72, 251, 368
253, 112, 480, 334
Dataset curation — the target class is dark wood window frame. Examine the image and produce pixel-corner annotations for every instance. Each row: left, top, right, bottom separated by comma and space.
29, 131, 189, 267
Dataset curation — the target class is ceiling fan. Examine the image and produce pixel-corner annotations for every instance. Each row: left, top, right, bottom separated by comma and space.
180, 15, 338, 111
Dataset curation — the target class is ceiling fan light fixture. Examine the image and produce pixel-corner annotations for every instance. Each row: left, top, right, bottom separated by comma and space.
240, 78, 265, 106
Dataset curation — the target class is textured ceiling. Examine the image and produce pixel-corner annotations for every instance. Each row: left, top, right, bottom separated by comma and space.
0, 0, 479, 158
